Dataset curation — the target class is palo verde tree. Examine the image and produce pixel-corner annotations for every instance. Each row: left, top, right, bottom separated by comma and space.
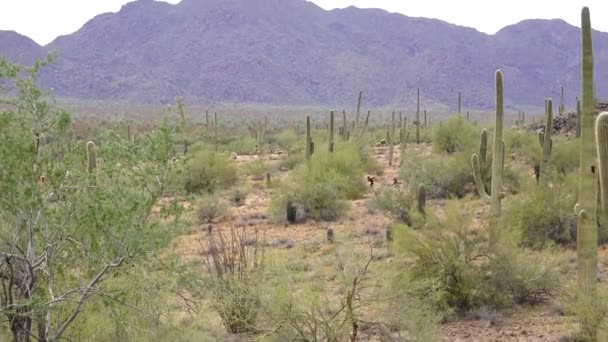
0, 56, 183, 341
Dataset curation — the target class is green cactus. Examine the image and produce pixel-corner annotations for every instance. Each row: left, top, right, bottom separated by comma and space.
539, 98, 553, 183
206, 110, 209, 132
361, 110, 371, 137
559, 86, 565, 114
458, 91, 462, 115
86, 141, 97, 178
467, 111, 470, 121
471, 70, 505, 237
306, 115, 314, 160
329, 111, 335, 153
480, 129, 488, 164
417, 184, 426, 215
576, 97, 582, 138
575, 6, 598, 313
424, 110, 427, 128
597, 112, 608, 243
342, 110, 347, 140
416, 88, 421, 144
355, 91, 362, 135
286, 199, 297, 224
266, 172, 272, 188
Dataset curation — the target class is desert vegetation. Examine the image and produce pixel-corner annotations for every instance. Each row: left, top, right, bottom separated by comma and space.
0, 6, 607, 342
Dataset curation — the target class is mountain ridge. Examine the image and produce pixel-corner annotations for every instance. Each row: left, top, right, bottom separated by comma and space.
1, 0, 607, 109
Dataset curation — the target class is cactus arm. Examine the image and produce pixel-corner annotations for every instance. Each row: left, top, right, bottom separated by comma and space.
471, 154, 490, 201
480, 129, 488, 164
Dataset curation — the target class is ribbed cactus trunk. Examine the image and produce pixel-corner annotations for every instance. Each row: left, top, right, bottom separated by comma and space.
576, 97, 582, 138
306, 115, 313, 160
389, 111, 395, 166
596, 113, 608, 243
361, 110, 371, 137
480, 129, 488, 164
354, 91, 362, 136
329, 111, 335, 153
560, 86, 565, 114
539, 98, 553, 183
87, 141, 97, 186
417, 184, 426, 215
416, 88, 421, 144
472, 71, 505, 243
458, 91, 462, 115
576, 7, 598, 312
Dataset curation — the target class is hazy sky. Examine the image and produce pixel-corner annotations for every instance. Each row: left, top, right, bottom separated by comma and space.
0, 0, 605, 46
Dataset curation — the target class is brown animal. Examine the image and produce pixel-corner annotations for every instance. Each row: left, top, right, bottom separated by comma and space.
367, 175, 376, 187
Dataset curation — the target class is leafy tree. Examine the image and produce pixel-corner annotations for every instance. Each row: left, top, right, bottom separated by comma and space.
0, 56, 182, 341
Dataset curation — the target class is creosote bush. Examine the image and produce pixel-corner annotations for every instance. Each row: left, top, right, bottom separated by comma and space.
392, 202, 559, 316
185, 143, 237, 193
270, 143, 374, 222
368, 187, 424, 228
197, 194, 231, 223
432, 115, 478, 154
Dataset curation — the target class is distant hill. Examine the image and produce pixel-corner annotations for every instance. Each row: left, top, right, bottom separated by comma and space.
1, 0, 607, 110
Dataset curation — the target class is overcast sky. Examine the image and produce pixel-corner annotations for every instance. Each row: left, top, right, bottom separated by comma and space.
0, 0, 605, 46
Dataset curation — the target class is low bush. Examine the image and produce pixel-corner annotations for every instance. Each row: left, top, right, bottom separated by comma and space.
501, 174, 577, 248
393, 202, 559, 315
432, 115, 478, 154
368, 187, 424, 228
270, 143, 370, 222
185, 144, 238, 193
197, 195, 230, 224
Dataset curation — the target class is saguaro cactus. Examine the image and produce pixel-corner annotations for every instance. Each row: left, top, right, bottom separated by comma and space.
214, 112, 218, 151
458, 91, 462, 115
575, 6, 598, 312
329, 111, 335, 153
576, 97, 582, 138
342, 110, 347, 140
416, 88, 421, 144
306, 115, 314, 160
596, 112, 608, 236
417, 184, 426, 215
539, 98, 553, 183
471, 70, 505, 239
355, 91, 362, 135
560, 86, 565, 114
86, 141, 97, 174
360, 110, 371, 137
480, 129, 488, 164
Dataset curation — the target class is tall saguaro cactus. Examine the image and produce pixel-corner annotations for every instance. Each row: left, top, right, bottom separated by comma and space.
458, 91, 462, 115
86, 141, 97, 174
560, 86, 565, 114
214, 112, 218, 151
596, 112, 608, 241
329, 111, 335, 153
342, 110, 347, 140
539, 98, 553, 183
576, 97, 582, 138
306, 115, 314, 160
416, 88, 421, 144
471, 70, 505, 243
575, 6, 598, 311
354, 91, 362, 135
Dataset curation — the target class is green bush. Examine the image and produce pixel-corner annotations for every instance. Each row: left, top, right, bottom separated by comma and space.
197, 194, 231, 223
185, 144, 237, 193
394, 202, 559, 314
270, 143, 369, 222
368, 187, 424, 228
501, 174, 577, 248
432, 115, 478, 154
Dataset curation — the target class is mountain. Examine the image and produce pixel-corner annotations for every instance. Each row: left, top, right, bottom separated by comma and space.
0, 30, 45, 65
1, 0, 607, 109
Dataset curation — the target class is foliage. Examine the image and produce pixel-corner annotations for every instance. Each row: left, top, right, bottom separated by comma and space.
502, 174, 577, 248
0, 56, 183, 341
185, 143, 238, 193
432, 115, 478, 154
197, 194, 231, 223
393, 202, 559, 315
368, 187, 424, 228
199, 227, 264, 334
270, 143, 370, 222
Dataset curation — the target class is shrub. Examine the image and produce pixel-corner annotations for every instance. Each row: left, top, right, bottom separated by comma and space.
394, 202, 559, 314
200, 227, 264, 334
185, 144, 237, 193
197, 195, 230, 224
432, 115, 478, 154
270, 143, 368, 222
368, 187, 424, 228
501, 174, 577, 248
